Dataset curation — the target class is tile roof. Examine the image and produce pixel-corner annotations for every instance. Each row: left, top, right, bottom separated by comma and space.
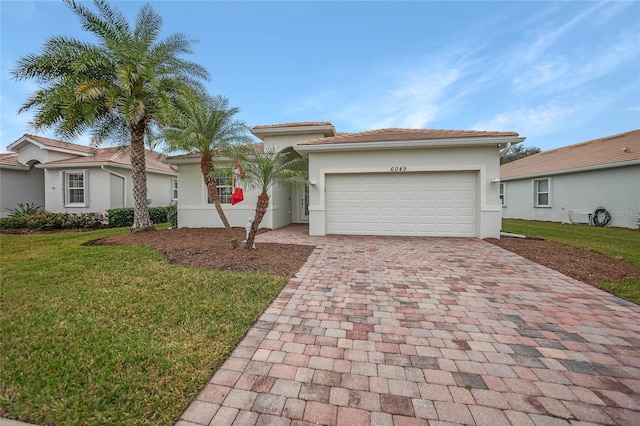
19, 134, 95, 154
297, 128, 520, 145
252, 122, 333, 130
0, 153, 25, 167
501, 129, 640, 179
43, 146, 175, 173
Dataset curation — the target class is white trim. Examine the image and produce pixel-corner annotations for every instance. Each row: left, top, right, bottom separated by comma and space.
295, 136, 525, 154
533, 177, 552, 208
37, 161, 176, 176
499, 182, 507, 207
171, 178, 178, 202
101, 165, 127, 208
8, 136, 92, 157
63, 170, 88, 207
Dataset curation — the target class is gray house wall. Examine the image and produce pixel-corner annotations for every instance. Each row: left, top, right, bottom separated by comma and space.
0, 166, 45, 217
502, 165, 640, 229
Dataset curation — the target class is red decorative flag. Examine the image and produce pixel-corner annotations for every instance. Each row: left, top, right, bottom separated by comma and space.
231, 159, 244, 205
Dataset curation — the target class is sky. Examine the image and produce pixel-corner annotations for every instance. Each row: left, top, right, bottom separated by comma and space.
1, 0, 639, 152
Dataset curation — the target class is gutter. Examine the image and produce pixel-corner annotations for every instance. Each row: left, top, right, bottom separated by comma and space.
101, 165, 127, 208
294, 136, 526, 155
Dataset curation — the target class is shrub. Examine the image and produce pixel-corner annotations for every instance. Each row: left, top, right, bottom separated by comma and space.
0, 216, 29, 229
1, 212, 105, 231
6, 202, 43, 218
107, 208, 135, 228
107, 207, 169, 228
167, 204, 178, 228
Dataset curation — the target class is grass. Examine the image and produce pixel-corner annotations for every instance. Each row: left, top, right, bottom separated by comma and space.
502, 219, 640, 303
0, 227, 288, 425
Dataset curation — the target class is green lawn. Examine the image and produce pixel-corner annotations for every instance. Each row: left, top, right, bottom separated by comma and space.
0, 228, 287, 425
502, 219, 640, 303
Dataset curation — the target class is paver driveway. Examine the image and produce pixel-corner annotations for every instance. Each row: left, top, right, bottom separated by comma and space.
177, 226, 640, 426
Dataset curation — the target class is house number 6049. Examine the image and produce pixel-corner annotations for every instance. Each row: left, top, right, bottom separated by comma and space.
390, 166, 407, 172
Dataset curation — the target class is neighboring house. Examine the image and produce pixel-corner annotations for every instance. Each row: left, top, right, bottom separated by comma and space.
500, 129, 640, 229
166, 122, 524, 239
0, 134, 177, 217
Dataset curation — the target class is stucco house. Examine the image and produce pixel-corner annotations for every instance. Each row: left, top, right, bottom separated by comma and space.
166, 122, 524, 239
500, 129, 640, 229
0, 134, 177, 217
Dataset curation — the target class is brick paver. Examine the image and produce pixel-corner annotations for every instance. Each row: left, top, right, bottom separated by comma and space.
179, 225, 640, 425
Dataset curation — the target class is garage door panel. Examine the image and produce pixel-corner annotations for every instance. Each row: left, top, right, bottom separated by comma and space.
325, 172, 476, 237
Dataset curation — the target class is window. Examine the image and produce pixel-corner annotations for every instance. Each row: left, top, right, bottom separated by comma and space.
499, 182, 506, 207
171, 178, 178, 201
533, 178, 551, 207
64, 171, 86, 206
207, 177, 232, 204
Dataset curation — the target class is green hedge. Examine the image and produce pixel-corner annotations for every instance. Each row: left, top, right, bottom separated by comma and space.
0, 212, 106, 231
167, 204, 178, 228
107, 207, 169, 228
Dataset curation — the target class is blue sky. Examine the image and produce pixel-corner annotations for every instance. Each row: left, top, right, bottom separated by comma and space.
1, 0, 638, 152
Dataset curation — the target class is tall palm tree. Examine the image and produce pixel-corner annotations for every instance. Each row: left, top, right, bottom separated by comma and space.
233, 146, 308, 250
12, 0, 208, 231
163, 94, 253, 248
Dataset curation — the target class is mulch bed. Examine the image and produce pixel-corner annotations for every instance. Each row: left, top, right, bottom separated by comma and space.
486, 237, 640, 286
92, 227, 315, 277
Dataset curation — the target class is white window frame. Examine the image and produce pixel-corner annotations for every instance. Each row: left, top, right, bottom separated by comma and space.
206, 177, 232, 205
533, 177, 551, 208
499, 182, 506, 207
64, 170, 87, 207
171, 178, 178, 202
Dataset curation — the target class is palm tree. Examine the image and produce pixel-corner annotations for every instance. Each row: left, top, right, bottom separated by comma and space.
163, 94, 253, 248
233, 146, 308, 250
12, 0, 208, 231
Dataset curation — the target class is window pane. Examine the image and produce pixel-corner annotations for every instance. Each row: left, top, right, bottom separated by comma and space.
66, 172, 85, 204
537, 179, 548, 192
538, 193, 549, 206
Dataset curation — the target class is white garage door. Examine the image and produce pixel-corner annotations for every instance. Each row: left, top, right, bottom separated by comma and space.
325, 172, 476, 237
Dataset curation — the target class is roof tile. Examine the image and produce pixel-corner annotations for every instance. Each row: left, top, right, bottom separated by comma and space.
297, 128, 519, 145
501, 129, 640, 179
0, 153, 24, 167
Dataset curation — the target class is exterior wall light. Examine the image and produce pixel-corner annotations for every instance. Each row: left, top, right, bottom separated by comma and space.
491, 177, 501, 189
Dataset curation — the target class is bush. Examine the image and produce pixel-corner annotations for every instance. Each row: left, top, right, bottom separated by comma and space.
167, 204, 178, 228
6, 202, 43, 218
0, 216, 29, 229
0, 212, 105, 231
107, 207, 169, 228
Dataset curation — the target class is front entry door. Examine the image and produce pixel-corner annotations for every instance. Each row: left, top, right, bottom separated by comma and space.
299, 184, 309, 222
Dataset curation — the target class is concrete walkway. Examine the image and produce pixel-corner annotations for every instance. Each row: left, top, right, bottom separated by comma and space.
177, 225, 640, 425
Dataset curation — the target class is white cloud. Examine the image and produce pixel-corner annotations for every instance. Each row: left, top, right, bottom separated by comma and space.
471, 93, 617, 137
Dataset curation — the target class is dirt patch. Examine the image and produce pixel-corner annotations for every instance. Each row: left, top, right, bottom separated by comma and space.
487, 237, 640, 286
93, 227, 315, 277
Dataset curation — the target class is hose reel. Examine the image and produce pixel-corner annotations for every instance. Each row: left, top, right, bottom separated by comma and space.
592, 206, 611, 227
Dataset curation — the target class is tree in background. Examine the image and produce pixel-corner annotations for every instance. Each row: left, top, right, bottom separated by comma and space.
500, 144, 542, 164
12, 0, 208, 230
231, 146, 308, 250
163, 94, 253, 248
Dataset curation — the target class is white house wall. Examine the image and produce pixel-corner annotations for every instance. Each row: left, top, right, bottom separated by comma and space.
0, 166, 45, 217
175, 162, 272, 229
44, 167, 175, 214
307, 146, 502, 238
17, 144, 80, 165
502, 165, 640, 229
263, 133, 327, 152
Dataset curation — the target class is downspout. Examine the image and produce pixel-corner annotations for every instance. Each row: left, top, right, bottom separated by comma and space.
101, 165, 127, 208
499, 141, 512, 157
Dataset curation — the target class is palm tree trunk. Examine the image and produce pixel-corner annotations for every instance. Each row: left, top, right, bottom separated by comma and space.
201, 154, 238, 249
130, 123, 153, 231
246, 192, 269, 249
